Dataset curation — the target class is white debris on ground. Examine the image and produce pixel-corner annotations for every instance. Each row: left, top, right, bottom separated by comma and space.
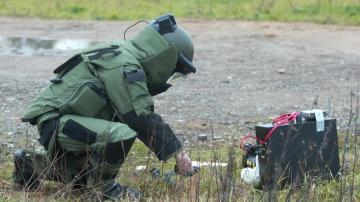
134, 161, 228, 175
191, 161, 227, 168
135, 165, 147, 173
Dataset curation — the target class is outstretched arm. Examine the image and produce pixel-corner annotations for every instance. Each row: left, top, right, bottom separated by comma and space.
97, 65, 193, 172
123, 110, 182, 161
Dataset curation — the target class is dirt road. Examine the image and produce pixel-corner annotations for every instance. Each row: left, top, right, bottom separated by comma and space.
0, 18, 359, 147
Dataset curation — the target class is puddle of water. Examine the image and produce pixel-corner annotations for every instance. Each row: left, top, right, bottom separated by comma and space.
0, 36, 98, 56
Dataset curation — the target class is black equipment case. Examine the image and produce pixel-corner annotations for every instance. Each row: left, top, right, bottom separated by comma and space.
255, 116, 340, 190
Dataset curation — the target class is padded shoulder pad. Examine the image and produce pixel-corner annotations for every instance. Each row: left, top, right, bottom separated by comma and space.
123, 68, 146, 83
53, 54, 82, 74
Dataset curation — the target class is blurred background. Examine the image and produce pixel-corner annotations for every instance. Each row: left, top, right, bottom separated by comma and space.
0, 0, 359, 201
0, 0, 359, 24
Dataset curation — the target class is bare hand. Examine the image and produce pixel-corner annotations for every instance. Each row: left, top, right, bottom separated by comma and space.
174, 150, 192, 174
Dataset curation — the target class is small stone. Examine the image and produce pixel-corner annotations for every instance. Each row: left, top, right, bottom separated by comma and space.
6, 143, 14, 148
198, 134, 208, 142
277, 69, 286, 74
6, 97, 16, 102
135, 166, 147, 173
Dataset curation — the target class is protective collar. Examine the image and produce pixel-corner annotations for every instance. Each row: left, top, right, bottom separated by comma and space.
125, 26, 178, 95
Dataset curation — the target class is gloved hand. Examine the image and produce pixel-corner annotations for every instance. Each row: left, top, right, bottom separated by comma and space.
174, 150, 199, 176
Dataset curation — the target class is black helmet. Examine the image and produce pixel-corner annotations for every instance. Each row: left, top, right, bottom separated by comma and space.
149, 14, 196, 75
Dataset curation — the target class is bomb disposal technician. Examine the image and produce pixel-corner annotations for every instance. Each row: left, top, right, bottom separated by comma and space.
14, 14, 196, 200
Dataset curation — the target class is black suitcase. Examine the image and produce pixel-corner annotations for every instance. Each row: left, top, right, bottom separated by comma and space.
255, 116, 340, 190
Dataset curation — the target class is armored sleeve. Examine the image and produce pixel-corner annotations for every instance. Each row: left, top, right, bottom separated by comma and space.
97, 65, 182, 161
123, 111, 183, 161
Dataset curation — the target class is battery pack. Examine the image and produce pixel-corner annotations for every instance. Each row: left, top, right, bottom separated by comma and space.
255, 118, 340, 190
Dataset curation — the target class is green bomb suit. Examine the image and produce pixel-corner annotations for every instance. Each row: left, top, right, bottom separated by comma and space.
21, 26, 183, 186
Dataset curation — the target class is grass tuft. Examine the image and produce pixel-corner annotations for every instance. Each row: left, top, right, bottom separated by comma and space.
0, 0, 360, 25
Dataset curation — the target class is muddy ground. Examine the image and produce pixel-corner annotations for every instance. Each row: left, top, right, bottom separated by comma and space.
0, 17, 359, 149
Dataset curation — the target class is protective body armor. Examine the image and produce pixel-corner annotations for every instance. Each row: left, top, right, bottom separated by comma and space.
22, 27, 177, 166
23, 26, 177, 126
20, 26, 181, 186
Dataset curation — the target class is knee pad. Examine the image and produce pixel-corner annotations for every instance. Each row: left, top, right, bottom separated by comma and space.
62, 119, 97, 144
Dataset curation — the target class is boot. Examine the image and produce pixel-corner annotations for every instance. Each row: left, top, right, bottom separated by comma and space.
103, 182, 141, 201
13, 149, 39, 189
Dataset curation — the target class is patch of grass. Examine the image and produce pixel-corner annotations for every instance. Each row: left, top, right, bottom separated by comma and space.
0, 137, 359, 201
0, 0, 360, 25
344, 5, 360, 17
67, 5, 86, 15
0, 128, 359, 201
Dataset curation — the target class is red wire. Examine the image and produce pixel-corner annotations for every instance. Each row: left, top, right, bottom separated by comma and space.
263, 112, 299, 143
239, 132, 262, 150
239, 112, 300, 150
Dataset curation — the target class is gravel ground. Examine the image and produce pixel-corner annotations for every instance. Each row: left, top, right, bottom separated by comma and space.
0, 17, 359, 148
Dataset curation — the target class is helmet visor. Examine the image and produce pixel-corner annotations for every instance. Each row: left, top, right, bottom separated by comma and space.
173, 52, 196, 75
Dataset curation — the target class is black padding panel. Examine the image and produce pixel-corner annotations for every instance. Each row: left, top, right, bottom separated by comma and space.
63, 119, 97, 144
123, 69, 145, 83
